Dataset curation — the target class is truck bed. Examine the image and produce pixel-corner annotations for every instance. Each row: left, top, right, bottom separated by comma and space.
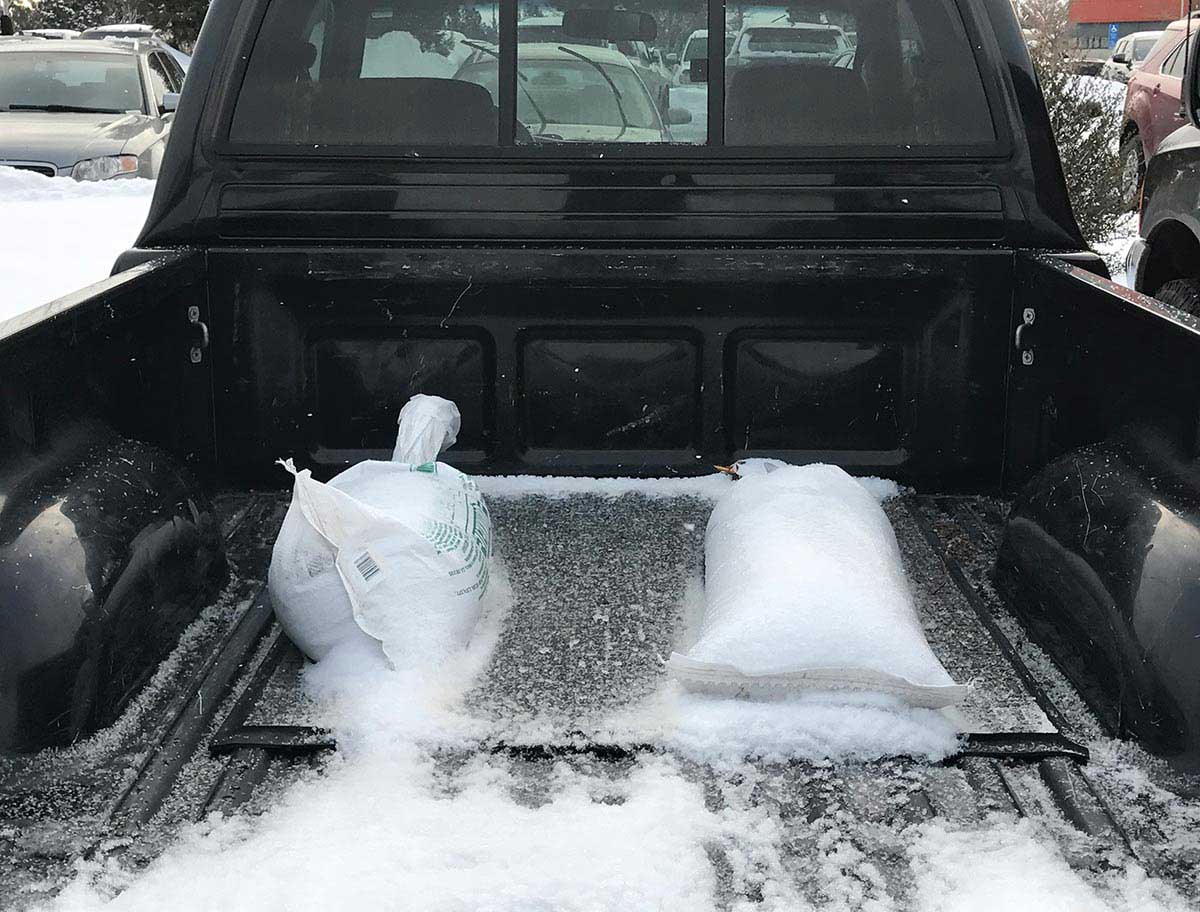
3, 484, 1199, 906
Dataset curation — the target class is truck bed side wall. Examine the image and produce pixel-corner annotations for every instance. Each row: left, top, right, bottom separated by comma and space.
0, 255, 223, 753
998, 254, 1200, 768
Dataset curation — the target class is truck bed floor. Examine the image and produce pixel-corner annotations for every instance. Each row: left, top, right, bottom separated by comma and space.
3, 488, 1199, 907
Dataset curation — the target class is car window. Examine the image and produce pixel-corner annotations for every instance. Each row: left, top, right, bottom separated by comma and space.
229, 0, 994, 152
1163, 35, 1192, 79
0, 51, 143, 113
1132, 37, 1158, 62
147, 52, 174, 105
163, 51, 186, 88
724, 0, 994, 147
232, 0, 503, 145
1112, 38, 1127, 59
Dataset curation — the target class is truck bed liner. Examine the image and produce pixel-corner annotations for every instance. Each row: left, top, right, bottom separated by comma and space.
3, 486, 1199, 906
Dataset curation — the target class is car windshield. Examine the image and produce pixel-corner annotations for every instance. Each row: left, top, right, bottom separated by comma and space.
459, 51, 662, 142
0, 52, 141, 113
739, 27, 840, 54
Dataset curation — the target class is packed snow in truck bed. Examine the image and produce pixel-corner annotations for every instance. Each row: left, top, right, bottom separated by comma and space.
0, 167, 155, 324
28, 475, 1196, 911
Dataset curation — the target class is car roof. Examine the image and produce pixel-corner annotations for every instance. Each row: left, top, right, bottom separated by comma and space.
80, 23, 155, 34
0, 36, 141, 55
1126, 31, 1164, 40
518, 15, 564, 26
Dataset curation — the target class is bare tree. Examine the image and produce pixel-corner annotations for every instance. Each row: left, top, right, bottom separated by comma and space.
1019, 0, 1126, 245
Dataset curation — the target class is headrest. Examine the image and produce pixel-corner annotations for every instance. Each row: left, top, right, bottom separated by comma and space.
726, 63, 870, 146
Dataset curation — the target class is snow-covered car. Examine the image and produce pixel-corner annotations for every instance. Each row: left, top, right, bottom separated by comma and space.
1100, 30, 1162, 83
726, 17, 851, 74
456, 42, 690, 143
0, 35, 183, 179
79, 22, 191, 72
672, 28, 733, 84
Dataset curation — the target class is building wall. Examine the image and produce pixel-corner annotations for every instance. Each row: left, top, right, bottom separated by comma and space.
1068, 0, 1183, 50
1070, 0, 1184, 23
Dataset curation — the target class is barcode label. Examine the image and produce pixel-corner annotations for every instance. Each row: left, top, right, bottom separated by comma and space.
353, 550, 382, 585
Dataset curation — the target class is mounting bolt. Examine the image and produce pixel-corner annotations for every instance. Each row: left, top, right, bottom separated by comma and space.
1021, 350, 1034, 366
1022, 307, 1036, 325
190, 346, 203, 364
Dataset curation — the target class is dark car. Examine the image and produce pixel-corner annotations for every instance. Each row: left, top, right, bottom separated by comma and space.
1125, 121, 1200, 308
1126, 33, 1200, 310
1121, 17, 1196, 205
0, 35, 184, 179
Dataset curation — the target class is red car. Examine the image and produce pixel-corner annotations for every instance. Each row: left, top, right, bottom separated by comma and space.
1121, 16, 1197, 206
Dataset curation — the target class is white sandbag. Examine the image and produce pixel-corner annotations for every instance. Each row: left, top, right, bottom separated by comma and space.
268, 396, 491, 667
667, 463, 965, 709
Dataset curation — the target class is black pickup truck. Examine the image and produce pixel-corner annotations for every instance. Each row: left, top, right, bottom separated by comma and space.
3, 0, 1200, 906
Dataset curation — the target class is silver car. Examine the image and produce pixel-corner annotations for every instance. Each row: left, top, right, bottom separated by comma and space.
0, 35, 183, 180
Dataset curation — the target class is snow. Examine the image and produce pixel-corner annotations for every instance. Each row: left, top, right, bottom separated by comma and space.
35, 474, 1196, 910
669, 464, 962, 705
1096, 211, 1140, 286
1071, 74, 1128, 119
475, 467, 902, 502
911, 815, 1192, 912
0, 167, 155, 324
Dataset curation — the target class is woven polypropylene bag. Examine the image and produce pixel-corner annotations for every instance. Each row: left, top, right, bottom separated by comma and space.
268, 396, 491, 666
668, 463, 964, 708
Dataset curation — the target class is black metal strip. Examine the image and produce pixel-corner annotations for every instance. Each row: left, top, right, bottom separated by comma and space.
1039, 756, 1129, 845
953, 731, 1089, 764
212, 725, 336, 755
906, 498, 1075, 736
106, 592, 275, 827
209, 625, 292, 752
706, 0, 725, 146
200, 748, 273, 818
498, 0, 516, 146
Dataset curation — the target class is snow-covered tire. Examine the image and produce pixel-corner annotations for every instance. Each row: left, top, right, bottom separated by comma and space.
1120, 133, 1145, 211
1155, 278, 1200, 316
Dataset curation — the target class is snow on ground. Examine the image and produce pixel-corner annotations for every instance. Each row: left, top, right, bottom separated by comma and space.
0, 167, 155, 325
1096, 211, 1140, 286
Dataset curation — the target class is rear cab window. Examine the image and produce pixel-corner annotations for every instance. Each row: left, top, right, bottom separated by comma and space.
228, 0, 999, 154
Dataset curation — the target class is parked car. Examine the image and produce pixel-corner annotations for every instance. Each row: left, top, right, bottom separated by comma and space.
6, 0, 1200, 905
1125, 33, 1200, 311
726, 17, 852, 74
672, 28, 733, 84
0, 35, 183, 179
1100, 30, 1162, 83
79, 22, 191, 72
517, 11, 670, 114
1121, 17, 1196, 206
455, 42, 688, 143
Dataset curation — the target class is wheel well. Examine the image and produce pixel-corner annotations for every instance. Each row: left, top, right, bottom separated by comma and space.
1144, 220, 1200, 295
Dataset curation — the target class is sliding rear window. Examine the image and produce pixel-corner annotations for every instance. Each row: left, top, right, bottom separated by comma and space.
228, 0, 997, 152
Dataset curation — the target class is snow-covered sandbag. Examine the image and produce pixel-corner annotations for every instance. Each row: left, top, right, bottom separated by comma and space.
667, 463, 965, 708
268, 395, 492, 667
